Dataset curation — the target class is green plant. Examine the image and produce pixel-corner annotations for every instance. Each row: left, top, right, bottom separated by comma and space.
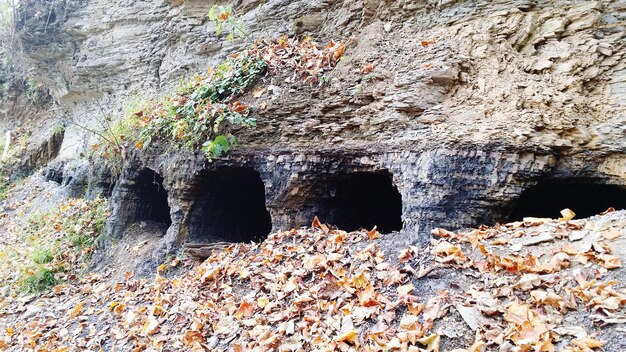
26, 77, 40, 104
75, 35, 345, 163
31, 248, 53, 264
208, 5, 250, 41
68, 95, 150, 177
0, 173, 23, 202
20, 267, 58, 294
0, 175, 11, 201
0, 0, 17, 38
11, 197, 110, 294
139, 52, 266, 158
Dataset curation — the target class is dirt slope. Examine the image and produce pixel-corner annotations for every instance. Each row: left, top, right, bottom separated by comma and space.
1, 203, 626, 351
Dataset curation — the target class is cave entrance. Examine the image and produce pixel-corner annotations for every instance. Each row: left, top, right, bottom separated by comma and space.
134, 168, 171, 226
316, 171, 403, 233
508, 180, 626, 221
188, 167, 272, 243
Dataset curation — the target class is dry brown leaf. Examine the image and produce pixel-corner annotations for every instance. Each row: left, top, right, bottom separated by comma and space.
142, 315, 159, 335
367, 226, 381, 240
69, 302, 84, 318
570, 337, 605, 350
597, 254, 622, 269
397, 284, 414, 295
351, 272, 369, 289
360, 63, 375, 74
335, 330, 358, 344
398, 247, 413, 263
358, 285, 381, 307
417, 334, 440, 352
601, 228, 622, 241
234, 300, 255, 319
431, 228, 456, 238
252, 87, 266, 98
530, 289, 564, 308
560, 208, 576, 221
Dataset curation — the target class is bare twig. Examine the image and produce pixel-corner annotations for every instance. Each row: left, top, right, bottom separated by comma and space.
44, 6, 53, 34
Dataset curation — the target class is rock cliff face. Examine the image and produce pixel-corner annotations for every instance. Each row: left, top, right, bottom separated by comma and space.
5, 1, 626, 259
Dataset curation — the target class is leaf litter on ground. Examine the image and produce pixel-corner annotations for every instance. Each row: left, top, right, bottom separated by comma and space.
2, 207, 626, 351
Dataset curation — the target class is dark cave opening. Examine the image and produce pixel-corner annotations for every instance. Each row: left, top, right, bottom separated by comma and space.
188, 167, 272, 243
508, 180, 626, 221
133, 168, 171, 226
316, 171, 403, 233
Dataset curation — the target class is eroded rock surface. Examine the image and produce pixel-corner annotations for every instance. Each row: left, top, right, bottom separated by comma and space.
3, 1, 626, 257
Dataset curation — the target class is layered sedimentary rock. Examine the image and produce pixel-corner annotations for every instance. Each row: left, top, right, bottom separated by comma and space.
4, 0, 626, 257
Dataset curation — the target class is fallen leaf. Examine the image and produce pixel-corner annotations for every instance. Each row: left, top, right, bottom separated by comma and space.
69, 302, 84, 318
417, 333, 440, 352
234, 301, 255, 319
397, 284, 414, 295
597, 254, 622, 269
360, 63, 375, 74
601, 228, 622, 240
570, 337, 604, 350
351, 272, 369, 289
252, 87, 266, 98
560, 208, 576, 221
142, 315, 159, 335
367, 226, 380, 240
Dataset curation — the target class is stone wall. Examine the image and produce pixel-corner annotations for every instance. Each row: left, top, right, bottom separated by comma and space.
4, 0, 626, 261
101, 144, 626, 263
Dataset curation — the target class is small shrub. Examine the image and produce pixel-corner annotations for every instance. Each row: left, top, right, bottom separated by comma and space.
0, 176, 11, 201
86, 35, 346, 162
89, 96, 150, 177
26, 77, 40, 104
11, 197, 110, 294
138, 52, 266, 158
208, 5, 250, 41
31, 249, 53, 264
20, 268, 58, 294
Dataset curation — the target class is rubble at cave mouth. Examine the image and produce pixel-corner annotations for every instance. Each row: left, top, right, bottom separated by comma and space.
188, 167, 272, 243
133, 168, 171, 226
313, 171, 403, 233
508, 179, 626, 221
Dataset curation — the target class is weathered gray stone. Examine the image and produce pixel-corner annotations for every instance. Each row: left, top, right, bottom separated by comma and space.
1, 0, 625, 265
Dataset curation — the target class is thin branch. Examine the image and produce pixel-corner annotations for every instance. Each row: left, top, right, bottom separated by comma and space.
43, 5, 52, 34
61, 116, 116, 146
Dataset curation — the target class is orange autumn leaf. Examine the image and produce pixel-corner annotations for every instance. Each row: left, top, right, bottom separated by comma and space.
367, 226, 380, 240
504, 302, 530, 325
398, 247, 413, 263
312, 216, 329, 234
358, 285, 380, 307
69, 302, 84, 318
333, 42, 346, 62
360, 63, 375, 74
597, 254, 622, 269
559, 208, 576, 221
570, 337, 605, 350
351, 272, 369, 289
234, 301, 255, 319
335, 330, 358, 344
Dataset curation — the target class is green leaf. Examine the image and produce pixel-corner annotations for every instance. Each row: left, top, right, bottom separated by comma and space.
214, 135, 231, 153
207, 5, 218, 21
